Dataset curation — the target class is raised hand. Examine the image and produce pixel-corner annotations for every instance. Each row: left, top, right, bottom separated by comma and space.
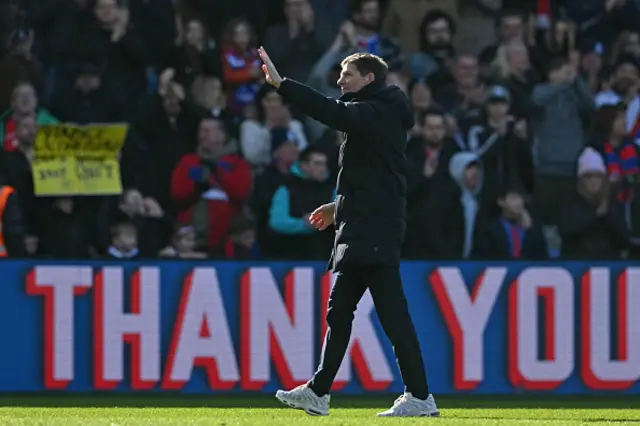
258, 46, 283, 88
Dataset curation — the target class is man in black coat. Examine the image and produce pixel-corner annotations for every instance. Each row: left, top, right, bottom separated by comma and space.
259, 47, 439, 417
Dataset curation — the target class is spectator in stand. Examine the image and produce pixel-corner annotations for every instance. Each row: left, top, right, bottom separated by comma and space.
432, 54, 485, 121
49, 62, 123, 124
171, 116, 252, 254
407, 78, 440, 137
63, 0, 147, 114
190, 76, 236, 134
407, 10, 456, 81
129, 68, 205, 211
404, 108, 458, 259
240, 84, 307, 170
250, 133, 300, 255
531, 57, 595, 229
339, 0, 403, 71
173, 18, 222, 88
266, 146, 334, 259
479, 10, 538, 74
489, 40, 541, 120
0, 16, 44, 113
39, 198, 96, 259
1, 113, 47, 241
0, 82, 57, 153
431, 151, 491, 259
579, 39, 605, 93
383, 0, 458, 56
96, 188, 170, 258
221, 18, 263, 117
599, 104, 640, 203
595, 56, 640, 138
105, 220, 140, 260
159, 223, 208, 259
457, 85, 533, 196
558, 147, 629, 259
264, 0, 333, 83
474, 186, 548, 260
215, 215, 260, 259
0, 181, 27, 257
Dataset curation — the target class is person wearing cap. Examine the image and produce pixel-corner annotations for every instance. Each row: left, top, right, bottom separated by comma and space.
557, 147, 628, 259
456, 84, 530, 198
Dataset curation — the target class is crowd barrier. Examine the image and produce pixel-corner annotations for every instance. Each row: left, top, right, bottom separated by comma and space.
0, 260, 638, 394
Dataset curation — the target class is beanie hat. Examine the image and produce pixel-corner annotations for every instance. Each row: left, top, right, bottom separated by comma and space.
577, 147, 606, 176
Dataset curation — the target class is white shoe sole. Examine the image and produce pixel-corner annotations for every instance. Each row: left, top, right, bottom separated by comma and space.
275, 390, 329, 416
377, 411, 440, 417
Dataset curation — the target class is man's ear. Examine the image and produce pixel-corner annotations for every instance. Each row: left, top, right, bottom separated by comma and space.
367, 72, 375, 83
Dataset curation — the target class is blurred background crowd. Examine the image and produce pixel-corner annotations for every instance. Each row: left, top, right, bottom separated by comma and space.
0, 0, 639, 261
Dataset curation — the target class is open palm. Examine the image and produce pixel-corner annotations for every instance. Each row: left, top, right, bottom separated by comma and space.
258, 46, 283, 88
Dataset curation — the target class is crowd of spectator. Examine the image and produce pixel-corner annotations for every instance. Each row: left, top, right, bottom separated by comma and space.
0, 0, 639, 261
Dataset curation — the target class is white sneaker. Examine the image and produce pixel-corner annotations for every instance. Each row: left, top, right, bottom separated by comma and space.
377, 392, 440, 417
275, 384, 330, 416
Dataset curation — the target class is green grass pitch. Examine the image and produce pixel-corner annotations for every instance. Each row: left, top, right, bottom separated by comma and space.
0, 394, 638, 425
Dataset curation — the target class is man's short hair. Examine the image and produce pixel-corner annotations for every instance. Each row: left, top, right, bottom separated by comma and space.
299, 146, 324, 163
418, 106, 445, 126
341, 52, 388, 82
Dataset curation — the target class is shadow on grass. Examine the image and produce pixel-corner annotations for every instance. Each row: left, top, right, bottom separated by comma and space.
0, 394, 638, 409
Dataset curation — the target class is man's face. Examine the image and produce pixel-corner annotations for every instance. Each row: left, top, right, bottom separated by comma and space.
499, 192, 524, 218
337, 63, 372, 94
454, 56, 479, 88
233, 23, 250, 49
410, 82, 431, 108
301, 152, 328, 181
285, 0, 307, 21
16, 115, 36, 146
501, 16, 523, 41
464, 164, 479, 188
185, 20, 205, 46
425, 18, 452, 48
198, 119, 226, 155
582, 172, 604, 195
486, 100, 509, 119
94, 0, 118, 25
423, 115, 446, 144
12, 84, 37, 114
163, 94, 182, 117
355, 0, 379, 31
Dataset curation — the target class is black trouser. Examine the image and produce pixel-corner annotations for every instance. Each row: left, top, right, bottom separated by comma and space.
307, 266, 429, 400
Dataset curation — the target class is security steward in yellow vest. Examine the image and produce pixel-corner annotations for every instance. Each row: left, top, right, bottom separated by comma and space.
0, 185, 27, 257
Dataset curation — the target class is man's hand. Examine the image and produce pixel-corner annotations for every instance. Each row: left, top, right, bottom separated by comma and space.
309, 202, 335, 230
258, 47, 283, 88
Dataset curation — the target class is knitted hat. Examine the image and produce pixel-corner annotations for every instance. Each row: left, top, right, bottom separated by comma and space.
577, 147, 606, 176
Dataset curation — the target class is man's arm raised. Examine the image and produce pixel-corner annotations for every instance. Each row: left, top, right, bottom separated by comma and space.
259, 46, 376, 134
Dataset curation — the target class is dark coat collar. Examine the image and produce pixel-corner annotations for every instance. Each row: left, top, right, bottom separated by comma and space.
339, 78, 386, 102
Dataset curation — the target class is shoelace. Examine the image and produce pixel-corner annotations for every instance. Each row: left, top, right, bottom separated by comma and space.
393, 394, 410, 407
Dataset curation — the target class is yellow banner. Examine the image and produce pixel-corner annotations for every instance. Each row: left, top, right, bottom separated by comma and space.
32, 123, 128, 196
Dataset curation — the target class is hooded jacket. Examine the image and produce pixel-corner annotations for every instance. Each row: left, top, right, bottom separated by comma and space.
448, 151, 484, 258
277, 77, 414, 270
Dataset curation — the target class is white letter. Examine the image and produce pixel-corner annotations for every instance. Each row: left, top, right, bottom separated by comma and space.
240, 267, 314, 390
509, 267, 574, 390
26, 266, 92, 389
94, 267, 160, 389
162, 267, 239, 390
430, 267, 505, 389
582, 267, 640, 389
